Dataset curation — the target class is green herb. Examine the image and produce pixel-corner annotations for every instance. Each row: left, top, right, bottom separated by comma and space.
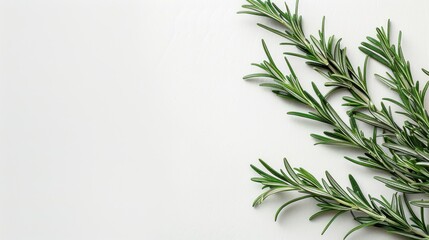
240, 0, 429, 238
252, 158, 429, 239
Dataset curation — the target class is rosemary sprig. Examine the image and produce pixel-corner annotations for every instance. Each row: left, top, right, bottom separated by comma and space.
252, 158, 429, 239
359, 24, 429, 150
239, 0, 429, 158
239, 0, 373, 113
240, 0, 429, 195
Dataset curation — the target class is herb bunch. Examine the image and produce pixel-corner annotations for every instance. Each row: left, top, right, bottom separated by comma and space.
240, 0, 429, 239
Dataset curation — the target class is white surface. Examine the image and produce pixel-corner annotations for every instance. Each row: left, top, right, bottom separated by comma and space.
0, 0, 428, 239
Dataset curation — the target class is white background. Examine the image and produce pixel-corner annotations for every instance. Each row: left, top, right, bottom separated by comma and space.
0, 0, 428, 239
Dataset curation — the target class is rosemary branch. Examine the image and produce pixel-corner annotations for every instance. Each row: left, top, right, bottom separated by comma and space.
252, 158, 429, 239
359, 24, 429, 150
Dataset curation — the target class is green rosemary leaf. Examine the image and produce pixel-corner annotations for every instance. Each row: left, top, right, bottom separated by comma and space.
253, 187, 296, 207
374, 176, 420, 193
259, 82, 284, 90
383, 143, 417, 157
349, 175, 370, 206
321, 210, 346, 235
358, 46, 390, 67
343, 220, 380, 240
259, 159, 288, 181
283, 157, 301, 184
243, 73, 273, 80
410, 200, 429, 208
309, 209, 333, 221
287, 111, 328, 123
274, 195, 312, 221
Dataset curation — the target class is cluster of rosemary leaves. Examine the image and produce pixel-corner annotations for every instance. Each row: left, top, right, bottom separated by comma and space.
240, 0, 429, 239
